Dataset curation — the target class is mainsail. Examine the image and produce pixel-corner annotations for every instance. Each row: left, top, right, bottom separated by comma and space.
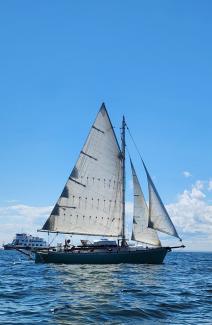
130, 161, 161, 246
142, 161, 180, 239
42, 104, 123, 237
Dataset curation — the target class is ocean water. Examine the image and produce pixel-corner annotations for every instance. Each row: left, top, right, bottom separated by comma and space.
0, 251, 211, 324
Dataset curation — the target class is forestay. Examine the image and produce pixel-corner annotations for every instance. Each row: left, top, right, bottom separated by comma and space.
130, 161, 161, 246
142, 161, 180, 239
42, 104, 123, 237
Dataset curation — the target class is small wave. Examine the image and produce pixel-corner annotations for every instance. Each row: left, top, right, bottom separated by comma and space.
205, 289, 212, 293
108, 307, 149, 318
50, 304, 73, 314
159, 302, 195, 311
178, 290, 194, 296
108, 307, 166, 320
12, 261, 22, 265
122, 289, 144, 293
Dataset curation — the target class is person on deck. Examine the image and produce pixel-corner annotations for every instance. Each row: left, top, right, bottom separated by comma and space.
64, 239, 71, 251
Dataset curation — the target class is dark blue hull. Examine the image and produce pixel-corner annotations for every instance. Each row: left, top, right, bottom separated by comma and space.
35, 247, 169, 264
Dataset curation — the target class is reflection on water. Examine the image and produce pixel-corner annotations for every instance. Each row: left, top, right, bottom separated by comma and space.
0, 251, 211, 324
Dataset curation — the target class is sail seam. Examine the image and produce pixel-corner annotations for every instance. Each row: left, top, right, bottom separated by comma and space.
81, 151, 98, 161
69, 178, 86, 187
59, 205, 76, 209
92, 125, 104, 134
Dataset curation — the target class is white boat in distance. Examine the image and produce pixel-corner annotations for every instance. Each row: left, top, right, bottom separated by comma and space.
3, 233, 48, 251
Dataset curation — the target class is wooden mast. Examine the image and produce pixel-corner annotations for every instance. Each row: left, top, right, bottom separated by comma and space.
121, 115, 126, 246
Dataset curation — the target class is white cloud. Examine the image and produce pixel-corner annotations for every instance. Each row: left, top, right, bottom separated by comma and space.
208, 180, 212, 191
0, 204, 52, 246
128, 180, 133, 190
166, 181, 212, 247
125, 201, 133, 216
183, 171, 192, 178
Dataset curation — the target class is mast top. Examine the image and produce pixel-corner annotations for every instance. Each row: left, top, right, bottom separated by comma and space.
122, 115, 126, 124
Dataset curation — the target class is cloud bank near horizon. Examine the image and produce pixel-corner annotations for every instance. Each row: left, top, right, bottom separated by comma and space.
0, 180, 212, 251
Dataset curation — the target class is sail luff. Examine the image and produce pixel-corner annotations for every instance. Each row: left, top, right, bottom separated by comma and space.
102, 103, 122, 154
130, 159, 161, 247
41, 103, 123, 237
142, 160, 181, 240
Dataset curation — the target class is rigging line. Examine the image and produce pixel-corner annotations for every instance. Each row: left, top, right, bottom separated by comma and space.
48, 232, 58, 247
125, 123, 145, 164
125, 142, 132, 160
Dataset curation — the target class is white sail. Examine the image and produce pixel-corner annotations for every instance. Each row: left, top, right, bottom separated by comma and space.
130, 161, 161, 246
143, 161, 180, 239
42, 104, 123, 237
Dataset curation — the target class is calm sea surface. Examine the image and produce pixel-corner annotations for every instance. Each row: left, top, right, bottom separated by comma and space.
0, 250, 211, 324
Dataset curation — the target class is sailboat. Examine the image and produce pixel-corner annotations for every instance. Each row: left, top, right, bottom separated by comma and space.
35, 104, 184, 264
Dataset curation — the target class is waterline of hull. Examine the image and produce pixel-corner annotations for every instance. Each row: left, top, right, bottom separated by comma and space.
35, 247, 169, 264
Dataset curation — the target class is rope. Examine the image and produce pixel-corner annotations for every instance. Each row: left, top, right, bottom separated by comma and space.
48, 232, 58, 247
125, 123, 144, 164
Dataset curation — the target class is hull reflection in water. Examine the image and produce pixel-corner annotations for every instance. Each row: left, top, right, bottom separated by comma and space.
35, 247, 169, 264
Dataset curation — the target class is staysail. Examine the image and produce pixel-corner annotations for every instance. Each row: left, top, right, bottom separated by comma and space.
130, 160, 161, 246
142, 161, 180, 239
42, 104, 123, 237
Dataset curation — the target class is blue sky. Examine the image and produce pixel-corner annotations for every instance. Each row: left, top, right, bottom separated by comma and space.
0, 1, 212, 250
